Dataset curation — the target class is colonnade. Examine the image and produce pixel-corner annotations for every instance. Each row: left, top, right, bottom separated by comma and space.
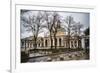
21, 36, 88, 51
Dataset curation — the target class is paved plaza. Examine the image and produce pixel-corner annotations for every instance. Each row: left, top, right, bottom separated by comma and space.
22, 50, 89, 62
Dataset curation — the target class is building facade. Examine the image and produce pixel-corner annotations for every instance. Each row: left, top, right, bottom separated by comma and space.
21, 28, 89, 52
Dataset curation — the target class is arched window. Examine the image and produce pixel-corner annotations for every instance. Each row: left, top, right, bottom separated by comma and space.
74, 40, 77, 48
30, 42, 32, 48
28, 41, 29, 48
59, 38, 61, 46
41, 38, 44, 47
45, 40, 48, 47
79, 40, 81, 48
38, 43, 40, 47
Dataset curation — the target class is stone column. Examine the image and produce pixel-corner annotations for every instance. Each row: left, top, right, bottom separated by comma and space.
27, 41, 29, 48
65, 39, 67, 48
26, 41, 27, 48
48, 39, 50, 47
61, 37, 63, 46
52, 38, 54, 47
70, 41, 72, 48
44, 38, 45, 47
32, 42, 33, 48
57, 38, 59, 47
23, 41, 25, 48
64, 38, 66, 48
29, 42, 31, 48
81, 38, 85, 49
73, 40, 75, 48
31, 42, 33, 48
28, 41, 30, 48
77, 40, 79, 48
40, 43, 41, 48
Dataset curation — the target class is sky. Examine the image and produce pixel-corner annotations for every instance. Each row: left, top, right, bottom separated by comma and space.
20, 10, 90, 38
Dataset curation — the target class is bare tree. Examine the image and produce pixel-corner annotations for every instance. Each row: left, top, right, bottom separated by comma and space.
63, 16, 75, 49
72, 22, 83, 49
51, 12, 61, 49
43, 12, 61, 49
21, 11, 44, 50
76, 22, 83, 49
43, 12, 54, 49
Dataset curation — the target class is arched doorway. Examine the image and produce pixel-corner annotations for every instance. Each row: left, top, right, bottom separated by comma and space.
59, 38, 61, 46
45, 40, 48, 47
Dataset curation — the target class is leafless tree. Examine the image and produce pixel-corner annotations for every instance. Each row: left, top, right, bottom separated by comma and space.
42, 12, 54, 49
63, 16, 75, 49
51, 12, 61, 49
72, 22, 83, 49
43, 12, 61, 49
21, 11, 44, 50
76, 22, 83, 49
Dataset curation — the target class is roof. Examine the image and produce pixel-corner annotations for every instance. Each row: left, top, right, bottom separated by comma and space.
57, 28, 66, 32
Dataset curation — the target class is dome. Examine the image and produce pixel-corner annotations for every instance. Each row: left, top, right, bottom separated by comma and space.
56, 28, 66, 36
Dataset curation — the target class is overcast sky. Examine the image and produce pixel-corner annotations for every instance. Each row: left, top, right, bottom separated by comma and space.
20, 10, 90, 38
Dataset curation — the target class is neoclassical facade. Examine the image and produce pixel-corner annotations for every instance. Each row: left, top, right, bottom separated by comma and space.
21, 28, 89, 52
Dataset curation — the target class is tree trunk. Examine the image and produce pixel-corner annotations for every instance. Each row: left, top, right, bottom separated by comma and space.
54, 34, 57, 49
50, 33, 53, 49
50, 37, 53, 49
33, 37, 37, 49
